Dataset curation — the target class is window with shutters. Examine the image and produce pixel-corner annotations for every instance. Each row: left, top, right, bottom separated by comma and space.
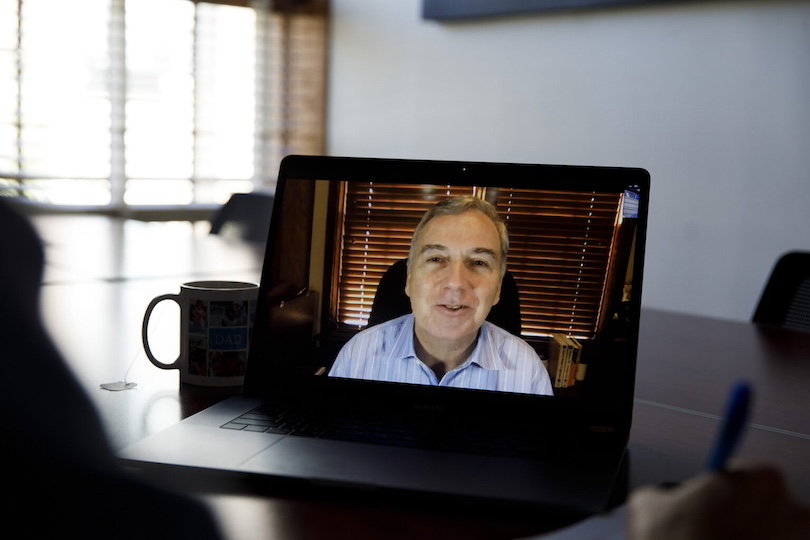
334, 182, 625, 340
0, 0, 327, 212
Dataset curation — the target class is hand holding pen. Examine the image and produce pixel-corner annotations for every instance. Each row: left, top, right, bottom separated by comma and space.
706, 381, 752, 472
628, 381, 810, 540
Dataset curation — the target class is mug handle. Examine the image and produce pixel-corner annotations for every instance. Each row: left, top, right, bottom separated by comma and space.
142, 293, 181, 370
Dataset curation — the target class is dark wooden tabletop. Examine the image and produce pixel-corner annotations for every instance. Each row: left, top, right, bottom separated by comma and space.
31, 214, 810, 539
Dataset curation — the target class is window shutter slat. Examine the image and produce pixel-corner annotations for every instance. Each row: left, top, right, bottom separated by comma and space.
334, 183, 622, 340
3, 0, 327, 208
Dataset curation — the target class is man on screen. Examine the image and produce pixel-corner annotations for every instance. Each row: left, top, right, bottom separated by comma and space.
329, 196, 553, 396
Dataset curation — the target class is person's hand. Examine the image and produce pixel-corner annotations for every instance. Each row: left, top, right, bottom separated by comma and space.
628, 462, 810, 540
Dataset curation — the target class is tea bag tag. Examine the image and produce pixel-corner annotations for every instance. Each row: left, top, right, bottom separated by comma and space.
100, 381, 138, 391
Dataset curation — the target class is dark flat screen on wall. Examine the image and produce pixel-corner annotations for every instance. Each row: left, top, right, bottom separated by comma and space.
423, 0, 701, 20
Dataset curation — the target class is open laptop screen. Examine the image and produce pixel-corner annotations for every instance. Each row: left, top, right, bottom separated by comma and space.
246, 157, 649, 429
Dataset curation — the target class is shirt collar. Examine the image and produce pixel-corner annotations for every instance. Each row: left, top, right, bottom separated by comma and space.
465, 323, 504, 371
402, 316, 504, 372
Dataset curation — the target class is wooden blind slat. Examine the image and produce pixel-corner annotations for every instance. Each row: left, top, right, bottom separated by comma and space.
335, 182, 622, 339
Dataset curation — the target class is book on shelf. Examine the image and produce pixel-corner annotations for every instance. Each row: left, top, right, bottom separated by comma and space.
547, 334, 565, 388
547, 334, 584, 389
566, 336, 583, 388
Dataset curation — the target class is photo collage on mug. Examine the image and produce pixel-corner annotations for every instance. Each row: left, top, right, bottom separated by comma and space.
189, 298, 257, 378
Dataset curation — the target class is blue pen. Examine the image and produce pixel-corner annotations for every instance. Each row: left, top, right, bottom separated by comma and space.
707, 381, 753, 472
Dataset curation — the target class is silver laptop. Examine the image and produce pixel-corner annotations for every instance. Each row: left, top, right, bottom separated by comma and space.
121, 156, 650, 516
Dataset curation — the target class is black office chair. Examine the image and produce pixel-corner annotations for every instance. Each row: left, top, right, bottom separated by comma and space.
752, 251, 810, 333
209, 191, 274, 244
367, 258, 523, 336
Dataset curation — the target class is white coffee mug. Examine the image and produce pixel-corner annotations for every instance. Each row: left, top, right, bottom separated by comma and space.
142, 281, 258, 386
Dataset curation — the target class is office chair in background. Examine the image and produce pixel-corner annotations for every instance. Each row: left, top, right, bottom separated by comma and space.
367, 258, 523, 336
209, 191, 275, 244
752, 251, 810, 333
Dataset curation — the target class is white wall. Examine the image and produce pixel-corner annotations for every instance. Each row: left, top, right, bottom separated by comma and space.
326, 0, 810, 322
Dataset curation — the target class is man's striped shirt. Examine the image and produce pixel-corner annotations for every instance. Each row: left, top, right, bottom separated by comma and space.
329, 314, 553, 396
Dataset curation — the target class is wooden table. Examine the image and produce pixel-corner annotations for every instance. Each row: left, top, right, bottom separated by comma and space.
632, 310, 810, 503
31, 214, 810, 539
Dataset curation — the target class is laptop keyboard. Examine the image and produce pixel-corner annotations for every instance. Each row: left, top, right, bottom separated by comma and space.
220, 402, 564, 460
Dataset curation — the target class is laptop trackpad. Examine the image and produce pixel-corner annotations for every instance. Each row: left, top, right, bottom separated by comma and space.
239, 437, 486, 493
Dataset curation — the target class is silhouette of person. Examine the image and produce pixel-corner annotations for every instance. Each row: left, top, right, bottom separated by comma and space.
0, 199, 223, 539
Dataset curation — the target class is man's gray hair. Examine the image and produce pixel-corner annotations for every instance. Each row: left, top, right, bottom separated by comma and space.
407, 196, 509, 279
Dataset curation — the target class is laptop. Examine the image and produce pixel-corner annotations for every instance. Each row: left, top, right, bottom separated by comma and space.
121, 155, 650, 515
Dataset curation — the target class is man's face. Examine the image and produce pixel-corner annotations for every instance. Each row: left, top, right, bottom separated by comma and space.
405, 210, 503, 351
